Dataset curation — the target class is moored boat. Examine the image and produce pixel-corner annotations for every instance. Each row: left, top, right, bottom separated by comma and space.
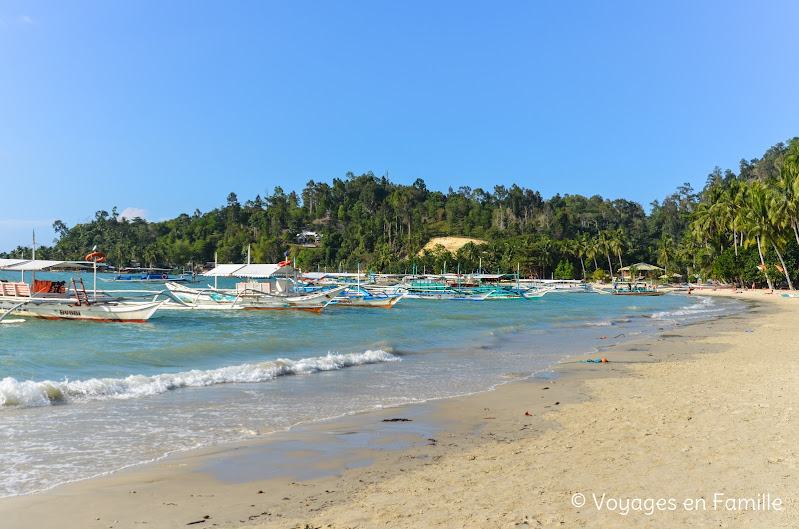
611, 281, 665, 296
109, 268, 193, 283
330, 286, 405, 307
164, 262, 346, 312
0, 259, 166, 322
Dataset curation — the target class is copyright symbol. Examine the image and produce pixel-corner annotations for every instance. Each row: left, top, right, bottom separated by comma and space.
571, 492, 586, 508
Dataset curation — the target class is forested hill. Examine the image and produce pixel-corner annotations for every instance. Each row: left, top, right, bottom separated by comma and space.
5, 137, 798, 283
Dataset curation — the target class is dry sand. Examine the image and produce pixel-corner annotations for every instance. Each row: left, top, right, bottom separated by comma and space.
1, 289, 797, 528
419, 236, 487, 256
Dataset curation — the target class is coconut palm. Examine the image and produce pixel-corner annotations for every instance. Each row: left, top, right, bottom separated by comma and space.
764, 183, 795, 290
598, 231, 614, 276
655, 234, 675, 276
609, 229, 627, 270
585, 236, 600, 273
742, 182, 775, 289
690, 202, 718, 249
536, 236, 556, 279
677, 237, 699, 281
772, 156, 799, 246
724, 180, 747, 255
574, 234, 589, 280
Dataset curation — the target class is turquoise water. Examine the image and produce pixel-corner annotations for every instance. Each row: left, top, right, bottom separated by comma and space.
0, 271, 743, 497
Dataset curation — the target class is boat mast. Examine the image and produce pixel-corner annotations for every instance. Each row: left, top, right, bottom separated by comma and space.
31, 230, 35, 291
214, 251, 218, 289
88, 245, 99, 297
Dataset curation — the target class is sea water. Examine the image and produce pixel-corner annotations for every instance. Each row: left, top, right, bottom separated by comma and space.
0, 271, 744, 497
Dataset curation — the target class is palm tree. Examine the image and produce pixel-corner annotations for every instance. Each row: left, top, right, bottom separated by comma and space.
574, 234, 589, 280
598, 231, 614, 277
742, 182, 775, 289
724, 180, 746, 256
677, 237, 698, 281
655, 234, 675, 277
458, 242, 480, 270
690, 202, 718, 250
764, 183, 795, 290
536, 236, 555, 279
585, 236, 600, 273
609, 229, 626, 271
773, 158, 799, 246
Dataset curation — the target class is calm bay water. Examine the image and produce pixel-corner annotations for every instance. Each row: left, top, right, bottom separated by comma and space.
0, 271, 744, 497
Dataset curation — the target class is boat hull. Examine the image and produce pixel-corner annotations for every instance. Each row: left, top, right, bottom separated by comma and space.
163, 283, 346, 311
0, 298, 164, 322
330, 294, 403, 308
235, 287, 345, 311
611, 291, 665, 296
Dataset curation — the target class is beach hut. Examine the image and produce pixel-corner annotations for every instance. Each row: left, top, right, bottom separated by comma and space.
618, 262, 664, 281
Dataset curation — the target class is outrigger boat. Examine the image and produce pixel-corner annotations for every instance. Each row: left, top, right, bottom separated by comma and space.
611, 280, 665, 296
519, 279, 596, 293
164, 262, 345, 312
328, 286, 404, 307
108, 268, 193, 283
296, 269, 405, 308
399, 279, 493, 301
398, 274, 550, 301
0, 252, 166, 322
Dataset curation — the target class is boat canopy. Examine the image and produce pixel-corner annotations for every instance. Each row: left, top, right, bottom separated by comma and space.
0, 259, 102, 271
300, 272, 363, 280
0, 259, 28, 269
464, 274, 508, 280
618, 262, 664, 272
201, 264, 246, 277
202, 263, 294, 278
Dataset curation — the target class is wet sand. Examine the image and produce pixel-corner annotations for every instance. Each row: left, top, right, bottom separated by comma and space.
1, 289, 796, 528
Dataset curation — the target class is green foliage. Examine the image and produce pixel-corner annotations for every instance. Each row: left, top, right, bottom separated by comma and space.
553, 260, 575, 280
5, 137, 798, 283
712, 248, 744, 282
592, 269, 609, 282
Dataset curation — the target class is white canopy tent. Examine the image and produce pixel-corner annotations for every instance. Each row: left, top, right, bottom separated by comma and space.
201, 263, 294, 278
0, 259, 102, 271
201, 264, 247, 277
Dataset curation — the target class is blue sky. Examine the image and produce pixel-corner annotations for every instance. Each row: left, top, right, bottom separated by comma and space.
1, 1, 797, 251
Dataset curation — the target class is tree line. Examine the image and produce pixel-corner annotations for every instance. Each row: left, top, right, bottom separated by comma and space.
4, 137, 797, 286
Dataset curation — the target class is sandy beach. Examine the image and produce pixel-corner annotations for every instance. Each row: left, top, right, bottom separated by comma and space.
1, 289, 797, 528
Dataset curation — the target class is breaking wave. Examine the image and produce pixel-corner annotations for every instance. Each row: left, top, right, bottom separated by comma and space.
0, 350, 399, 409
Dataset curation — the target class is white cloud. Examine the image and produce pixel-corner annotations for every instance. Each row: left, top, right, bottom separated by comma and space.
118, 207, 149, 221
18, 15, 35, 24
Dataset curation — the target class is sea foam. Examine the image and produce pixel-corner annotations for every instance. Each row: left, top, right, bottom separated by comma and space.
0, 350, 399, 409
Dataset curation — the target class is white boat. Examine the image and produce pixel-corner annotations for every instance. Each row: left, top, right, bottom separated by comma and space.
164, 262, 346, 312
330, 286, 405, 308
164, 282, 240, 308
295, 272, 405, 308
0, 261, 165, 322
234, 283, 346, 311
518, 279, 596, 293
520, 287, 552, 299
106, 268, 194, 283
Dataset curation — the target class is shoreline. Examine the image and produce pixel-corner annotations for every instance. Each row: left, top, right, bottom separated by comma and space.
1, 290, 795, 527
